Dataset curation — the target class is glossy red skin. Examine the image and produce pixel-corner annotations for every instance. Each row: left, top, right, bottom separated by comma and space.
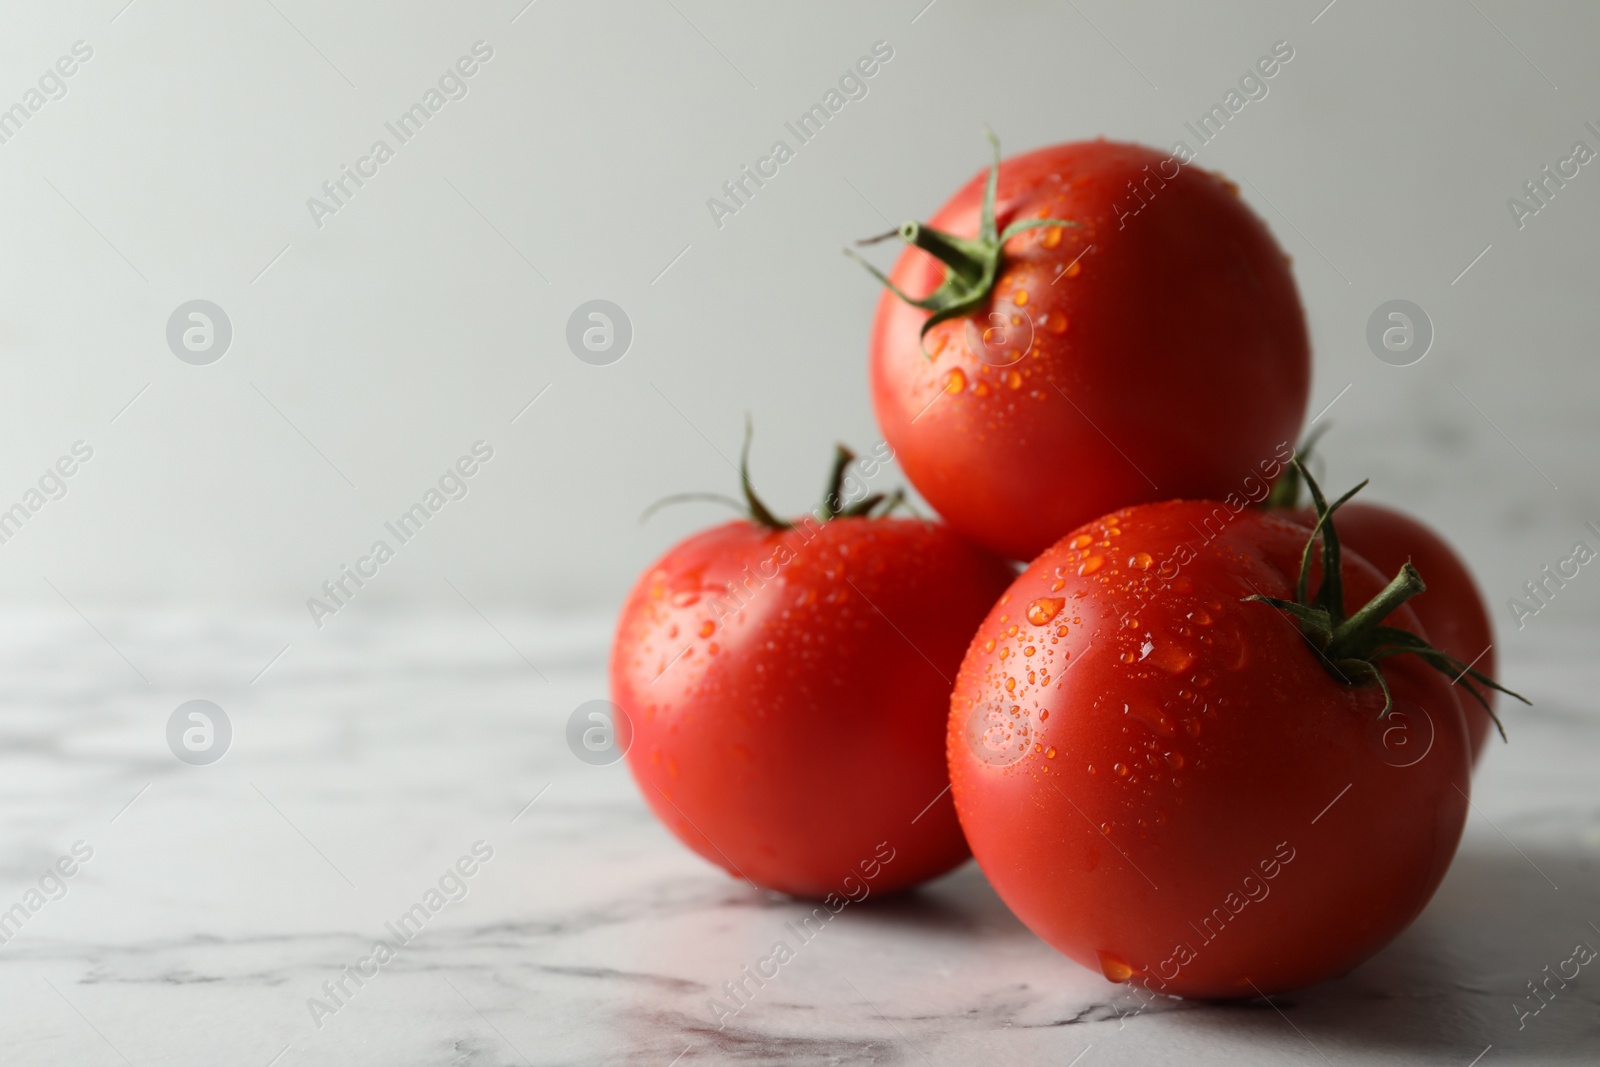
869, 140, 1310, 561
948, 502, 1471, 998
613, 517, 1015, 899
1295, 502, 1496, 765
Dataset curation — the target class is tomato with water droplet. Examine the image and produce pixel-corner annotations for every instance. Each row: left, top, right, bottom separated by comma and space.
948, 501, 1483, 997
864, 138, 1310, 560
615, 511, 1013, 899
1293, 501, 1497, 766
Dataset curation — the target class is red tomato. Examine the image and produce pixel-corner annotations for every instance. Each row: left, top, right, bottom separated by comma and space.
862, 137, 1310, 561
613, 515, 1014, 899
948, 500, 1471, 997
1298, 502, 1497, 764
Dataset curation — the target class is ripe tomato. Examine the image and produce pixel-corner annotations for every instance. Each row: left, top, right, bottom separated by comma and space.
1267, 453, 1500, 764
613, 481, 1014, 899
948, 496, 1474, 997
1298, 502, 1497, 764
859, 136, 1310, 561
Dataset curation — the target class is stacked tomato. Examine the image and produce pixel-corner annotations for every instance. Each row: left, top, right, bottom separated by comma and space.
611, 135, 1521, 997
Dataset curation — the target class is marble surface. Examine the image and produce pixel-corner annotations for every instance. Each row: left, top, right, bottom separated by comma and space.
0, 607, 1596, 1066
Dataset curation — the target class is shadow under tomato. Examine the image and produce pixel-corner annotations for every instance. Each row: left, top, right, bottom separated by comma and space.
1175, 841, 1600, 1060
760, 859, 1021, 937
846, 859, 1026, 933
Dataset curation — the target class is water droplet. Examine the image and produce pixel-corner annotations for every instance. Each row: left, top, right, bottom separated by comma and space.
1114, 762, 1130, 776
1166, 752, 1185, 769
1007, 369, 1023, 389
1078, 556, 1103, 575
698, 620, 715, 638
1124, 617, 1140, 629
1069, 534, 1093, 550
1126, 703, 1177, 737
1014, 289, 1030, 307
984, 638, 996, 652
999, 648, 1010, 660
1064, 259, 1083, 279
1050, 313, 1069, 334
1042, 227, 1063, 249
670, 590, 700, 607
1147, 641, 1196, 675
1100, 953, 1139, 985
1024, 646, 1036, 657
974, 380, 991, 397
1027, 597, 1065, 625
944, 368, 966, 394
1129, 552, 1154, 571
1046, 746, 1057, 759
1005, 677, 1016, 692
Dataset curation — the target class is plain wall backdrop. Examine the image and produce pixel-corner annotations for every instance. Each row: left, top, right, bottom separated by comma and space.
0, 0, 1594, 649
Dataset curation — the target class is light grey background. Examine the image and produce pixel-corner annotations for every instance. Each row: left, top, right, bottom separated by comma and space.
0, 0, 1594, 646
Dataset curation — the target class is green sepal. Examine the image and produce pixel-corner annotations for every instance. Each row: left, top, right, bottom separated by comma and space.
643, 421, 916, 531
845, 128, 1079, 358
1243, 459, 1528, 739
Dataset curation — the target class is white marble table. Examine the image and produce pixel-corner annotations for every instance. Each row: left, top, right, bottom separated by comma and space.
0, 607, 1594, 1065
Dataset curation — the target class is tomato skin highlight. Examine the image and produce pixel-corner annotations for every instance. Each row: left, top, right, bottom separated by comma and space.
1295, 501, 1496, 764
948, 502, 1471, 997
869, 141, 1310, 561
613, 516, 1015, 899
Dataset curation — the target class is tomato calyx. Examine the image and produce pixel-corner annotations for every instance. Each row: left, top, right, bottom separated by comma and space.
1243, 459, 1527, 734
845, 129, 1079, 358
641, 417, 911, 532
